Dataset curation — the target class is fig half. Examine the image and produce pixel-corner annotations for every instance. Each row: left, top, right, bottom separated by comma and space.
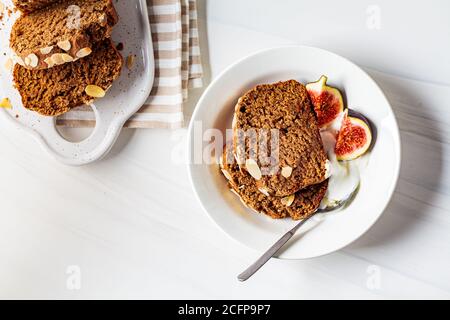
306, 75, 344, 128
335, 110, 373, 161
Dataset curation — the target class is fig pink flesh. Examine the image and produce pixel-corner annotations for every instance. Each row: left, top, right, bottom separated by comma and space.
306, 76, 344, 128
309, 90, 341, 127
335, 117, 370, 159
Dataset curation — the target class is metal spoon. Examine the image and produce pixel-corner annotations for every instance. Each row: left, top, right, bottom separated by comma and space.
237, 188, 358, 282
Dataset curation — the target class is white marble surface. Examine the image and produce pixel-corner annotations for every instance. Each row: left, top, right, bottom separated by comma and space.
0, 0, 450, 299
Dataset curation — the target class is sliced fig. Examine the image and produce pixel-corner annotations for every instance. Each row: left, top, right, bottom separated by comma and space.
306, 75, 344, 128
335, 110, 373, 160
335, 110, 373, 161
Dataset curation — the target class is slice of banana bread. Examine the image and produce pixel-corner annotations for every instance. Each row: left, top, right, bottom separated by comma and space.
233, 80, 329, 197
10, 0, 118, 70
220, 144, 328, 220
13, 0, 59, 13
13, 39, 123, 116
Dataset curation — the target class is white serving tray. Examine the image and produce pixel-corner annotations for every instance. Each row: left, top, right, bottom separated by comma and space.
0, 0, 154, 165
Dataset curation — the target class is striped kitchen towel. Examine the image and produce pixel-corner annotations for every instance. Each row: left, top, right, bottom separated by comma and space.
57, 0, 203, 129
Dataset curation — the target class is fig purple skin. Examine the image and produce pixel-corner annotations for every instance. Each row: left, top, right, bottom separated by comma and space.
348, 109, 371, 128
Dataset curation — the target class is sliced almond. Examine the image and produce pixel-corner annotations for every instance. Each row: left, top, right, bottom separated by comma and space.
85, 85, 106, 98
44, 57, 54, 68
50, 53, 65, 65
4, 58, 13, 71
0, 98, 12, 109
24, 53, 38, 68
61, 53, 74, 63
40, 46, 54, 55
245, 159, 262, 180
258, 187, 270, 197
234, 153, 240, 165
235, 147, 244, 165
14, 55, 25, 66
281, 166, 293, 178
281, 194, 295, 207
57, 40, 71, 51
221, 169, 232, 181
76, 47, 92, 58
126, 55, 135, 69
29, 54, 39, 67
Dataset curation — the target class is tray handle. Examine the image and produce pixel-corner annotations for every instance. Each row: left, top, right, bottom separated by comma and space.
37, 103, 124, 166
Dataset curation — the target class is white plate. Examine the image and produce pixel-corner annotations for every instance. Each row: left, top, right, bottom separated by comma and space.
0, 0, 154, 165
187, 46, 401, 259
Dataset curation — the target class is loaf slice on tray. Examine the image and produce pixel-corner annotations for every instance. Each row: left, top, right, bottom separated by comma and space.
232, 80, 329, 197
10, 0, 118, 70
220, 144, 328, 220
13, 39, 123, 116
13, 0, 60, 13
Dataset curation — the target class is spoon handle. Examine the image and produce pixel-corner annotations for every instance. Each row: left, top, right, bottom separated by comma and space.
237, 214, 315, 282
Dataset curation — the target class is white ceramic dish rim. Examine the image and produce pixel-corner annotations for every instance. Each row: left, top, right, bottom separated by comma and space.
0, 0, 154, 166
187, 45, 401, 260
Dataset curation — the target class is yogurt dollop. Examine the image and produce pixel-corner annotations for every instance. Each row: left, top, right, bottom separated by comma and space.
319, 112, 362, 209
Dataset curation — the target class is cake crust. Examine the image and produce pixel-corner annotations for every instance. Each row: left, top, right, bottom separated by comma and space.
13, 0, 59, 13
10, 0, 118, 70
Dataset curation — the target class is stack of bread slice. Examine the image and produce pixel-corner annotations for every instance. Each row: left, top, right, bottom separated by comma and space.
10, 0, 123, 116
220, 80, 330, 220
